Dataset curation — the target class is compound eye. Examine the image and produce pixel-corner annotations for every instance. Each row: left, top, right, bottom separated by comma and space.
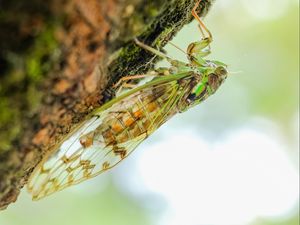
216, 66, 227, 76
208, 73, 219, 90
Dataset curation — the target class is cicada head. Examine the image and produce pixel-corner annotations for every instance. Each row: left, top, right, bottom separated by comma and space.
181, 60, 228, 111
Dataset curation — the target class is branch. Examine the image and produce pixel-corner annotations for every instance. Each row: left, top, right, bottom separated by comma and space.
0, 0, 213, 209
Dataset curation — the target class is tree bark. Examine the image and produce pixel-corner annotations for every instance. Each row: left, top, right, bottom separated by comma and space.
0, 0, 213, 210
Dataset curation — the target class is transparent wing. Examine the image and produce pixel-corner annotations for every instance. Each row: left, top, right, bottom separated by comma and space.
27, 75, 188, 200
27, 116, 147, 200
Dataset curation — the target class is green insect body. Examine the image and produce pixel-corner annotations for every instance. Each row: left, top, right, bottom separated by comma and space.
27, 0, 228, 200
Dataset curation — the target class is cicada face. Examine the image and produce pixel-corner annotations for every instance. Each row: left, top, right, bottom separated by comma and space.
206, 64, 228, 92
181, 63, 228, 111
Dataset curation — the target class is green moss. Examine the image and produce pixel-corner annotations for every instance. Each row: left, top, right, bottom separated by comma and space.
26, 83, 43, 113
0, 98, 21, 153
23, 23, 60, 113
0, 22, 59, 153
25, 25, 58, 82
144, 2, 160, 18
119, 45, 140, 63
154, 26, 174, 46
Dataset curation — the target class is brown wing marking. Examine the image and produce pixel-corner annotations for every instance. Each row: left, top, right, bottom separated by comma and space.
27, 78, 184, 200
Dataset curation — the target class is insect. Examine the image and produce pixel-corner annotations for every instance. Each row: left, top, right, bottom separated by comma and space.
27, 0, 228, 200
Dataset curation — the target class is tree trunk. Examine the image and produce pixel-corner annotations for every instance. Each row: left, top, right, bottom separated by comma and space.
0, 0, 213, 210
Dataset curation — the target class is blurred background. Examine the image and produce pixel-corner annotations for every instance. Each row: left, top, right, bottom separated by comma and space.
0, 0, 299, 224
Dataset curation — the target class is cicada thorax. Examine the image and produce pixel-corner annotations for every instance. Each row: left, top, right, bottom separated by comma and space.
175, 73, 205, 112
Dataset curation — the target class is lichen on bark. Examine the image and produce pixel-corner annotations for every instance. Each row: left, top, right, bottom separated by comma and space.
0, 0, 213, 210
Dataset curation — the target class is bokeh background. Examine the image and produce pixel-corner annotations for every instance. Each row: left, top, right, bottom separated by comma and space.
0, 0, 299, 224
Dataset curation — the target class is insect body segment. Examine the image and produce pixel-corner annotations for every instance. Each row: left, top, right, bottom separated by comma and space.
27, 0, 228, 200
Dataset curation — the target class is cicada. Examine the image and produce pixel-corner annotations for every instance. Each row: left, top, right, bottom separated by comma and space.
27, 0, 228, 200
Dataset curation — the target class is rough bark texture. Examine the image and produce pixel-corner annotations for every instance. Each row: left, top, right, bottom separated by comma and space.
0, 0, 213, 209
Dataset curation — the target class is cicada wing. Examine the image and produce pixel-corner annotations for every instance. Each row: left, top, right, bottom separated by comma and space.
27, 114, 149, 200
27, 74, 189, 200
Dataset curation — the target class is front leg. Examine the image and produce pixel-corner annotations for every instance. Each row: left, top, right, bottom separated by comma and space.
113, 73, 159, 95
134, 38, 172, 61
134, 38, 189, 74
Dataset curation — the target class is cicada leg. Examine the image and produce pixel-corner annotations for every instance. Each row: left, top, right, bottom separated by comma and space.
187, 0, 213, 64
134, 38, 172, 61
134, 38, 190, 74
113, 74, 152, 89
192, 0, 212, 41
113, 73, 159, 95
